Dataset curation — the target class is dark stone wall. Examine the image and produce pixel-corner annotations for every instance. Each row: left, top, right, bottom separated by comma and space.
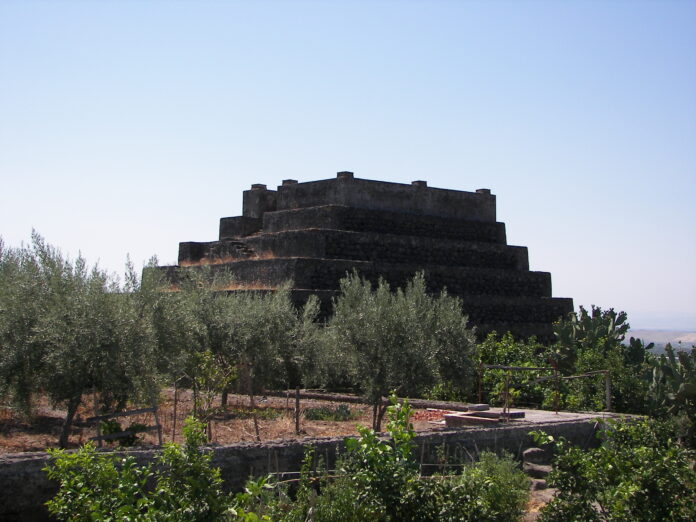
178, 240, 256, 265
161, 259, 554, 299
243, 186, 277, 219
0, 417, 604, 521
179, 230, 528, 271
263, 205, 507, 243
219, 216, 261, 239
203, 259, 547, 298
273, 177, 496, 222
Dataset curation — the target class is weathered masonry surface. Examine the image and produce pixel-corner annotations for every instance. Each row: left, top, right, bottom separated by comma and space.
0, 414, 606, 521
161, 173, 573, 341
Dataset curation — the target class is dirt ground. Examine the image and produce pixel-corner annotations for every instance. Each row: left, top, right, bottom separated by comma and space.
0, 389, 450, 453
0, 390, 556, 516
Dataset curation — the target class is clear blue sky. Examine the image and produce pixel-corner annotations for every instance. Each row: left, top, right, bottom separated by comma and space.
1, 0, 694, 329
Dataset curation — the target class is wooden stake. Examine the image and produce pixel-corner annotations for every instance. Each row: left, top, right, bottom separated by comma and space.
93, 390, 102, 448
295, 387, 301, 434
604, 372, 612, 412
172, 382, 178, 443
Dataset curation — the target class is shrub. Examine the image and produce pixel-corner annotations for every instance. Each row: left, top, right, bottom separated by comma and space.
44, 417, 234, 521
534, 418, 696, 521
303, 404, 358, 421
476, 332, 549, 408
330, 272, 476, 430
260, 393, 529, 521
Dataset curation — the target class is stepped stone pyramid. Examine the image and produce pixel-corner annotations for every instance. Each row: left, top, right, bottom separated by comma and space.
161, 172, 573, 341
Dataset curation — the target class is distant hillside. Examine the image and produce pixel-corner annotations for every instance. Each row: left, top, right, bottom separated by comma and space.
627, 329, 696, 353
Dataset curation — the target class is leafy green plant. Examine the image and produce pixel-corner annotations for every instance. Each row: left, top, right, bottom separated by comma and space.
44, 417, 235, 521
0, 233, 161, 447
226, 392, 529, 521
414, 452, 529, 522
303, 404, 358, 421
340, 393, 419, 519
650, 343, 696, 446
550, 306, 654, 413
423, 380, 468, 402
99, 419, 149, 447
186, 349, 237, 428
328, 393, 528, 521
229, 407, 282, 420
475, 332, 551, 407
533, 418, 696, 521
553, 306, 629, 373
330, 271, 476, 430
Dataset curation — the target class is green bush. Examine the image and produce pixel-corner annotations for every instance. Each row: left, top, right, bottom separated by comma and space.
649, 344, 696, 447
228, 407, 282, 420
98, 419, 149, 447
534, 418, 696, 521
44, 417, 234, 521
414, 452, 529, 522
329, 272, 476, 430
303, 404, 358, 421
256, 393, 529, 521
423, 380, 469, 402
476, 332, 550, 408
551, 306, 653, 414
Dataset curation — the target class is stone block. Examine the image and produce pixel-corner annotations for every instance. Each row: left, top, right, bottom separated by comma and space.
219, 216, 261, 239
444, 413, 499, 427
523, 446, 553, 465
523, 461, 553, 479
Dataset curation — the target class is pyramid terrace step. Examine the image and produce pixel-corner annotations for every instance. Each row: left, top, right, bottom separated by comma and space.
180, 229, 528, 270
259, 205, 507, 243
163, 257, 554, 298
285, 289, 570, 333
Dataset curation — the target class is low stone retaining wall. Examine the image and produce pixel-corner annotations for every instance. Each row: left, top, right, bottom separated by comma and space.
0, 416, 605, 521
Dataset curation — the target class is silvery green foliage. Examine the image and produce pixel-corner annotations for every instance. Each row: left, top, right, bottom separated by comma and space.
0, 233, 161, 446
157, 269, 320, 398
329, 271, 476, 428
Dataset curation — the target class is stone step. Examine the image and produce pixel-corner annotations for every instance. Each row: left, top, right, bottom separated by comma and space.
530, 478, 548, 491
185, 229, 529, 270
287, 289, 569, 331
523, 462, 553, 479
261, 205, 507, 243
249, 229, 529, 270
458, 296, 573, 324
170, 257, 555, 298
178, 240, 257, 265
523, 447, 553, 465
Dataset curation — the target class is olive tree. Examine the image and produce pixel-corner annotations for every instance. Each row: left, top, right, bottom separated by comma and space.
0, 233, 160, 447
329, 271, 476, 430
0, 237, 45, 414
155, 268, 322, 440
